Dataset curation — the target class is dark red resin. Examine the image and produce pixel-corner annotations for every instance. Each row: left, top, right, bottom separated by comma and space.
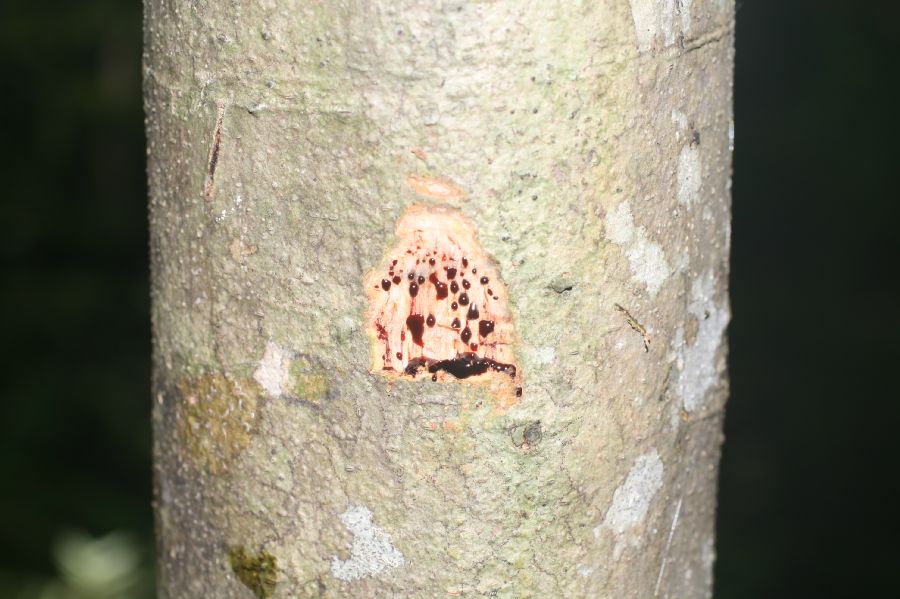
406, 314, 425, 346
402, 352, 517, 380
430, 273, 448, 299
478, 320, 494, 338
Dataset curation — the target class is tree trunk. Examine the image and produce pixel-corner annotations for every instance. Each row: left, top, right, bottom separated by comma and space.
144, 1, 734, 597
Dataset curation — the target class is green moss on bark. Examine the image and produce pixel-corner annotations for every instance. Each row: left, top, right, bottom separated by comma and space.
228, 546, 278, 599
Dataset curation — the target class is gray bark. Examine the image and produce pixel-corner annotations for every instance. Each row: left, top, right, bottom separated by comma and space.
144, 1, 734, 597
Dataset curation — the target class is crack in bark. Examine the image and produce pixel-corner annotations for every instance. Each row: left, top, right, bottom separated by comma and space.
204, 104, 225, 200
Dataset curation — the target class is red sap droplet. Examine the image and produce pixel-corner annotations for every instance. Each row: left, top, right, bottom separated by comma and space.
478, 320, 495, 338
430, 273, 448, 299
406, 314, 425, 346
467, 303, 479, 320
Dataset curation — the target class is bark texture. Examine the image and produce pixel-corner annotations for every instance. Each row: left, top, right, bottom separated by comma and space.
145, 1, 734, 597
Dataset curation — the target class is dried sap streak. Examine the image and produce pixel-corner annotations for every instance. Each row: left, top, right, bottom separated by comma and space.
365, 205, 522, 405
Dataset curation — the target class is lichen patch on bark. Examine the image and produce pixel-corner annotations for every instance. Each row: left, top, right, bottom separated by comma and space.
596, 450, 665, 559
605, 201, 671, 297
677, 142, 703, 206
175, 373, 262, 474
630, 0, 694, 52
330, 505, 405, 582
253, 341, 331, 405
674, 270, 730, 412
227, 545, 278, 598
365, 205, 522, 408
253, 341, 290, 398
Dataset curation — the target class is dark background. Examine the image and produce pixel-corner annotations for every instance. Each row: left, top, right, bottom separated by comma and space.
1, 1, 896, 597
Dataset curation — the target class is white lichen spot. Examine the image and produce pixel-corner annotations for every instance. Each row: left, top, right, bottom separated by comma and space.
630, 0, 662, 52
331, 505, 404, 582
673, 246, 691, 275
602, 451, 665, 535
536, 346, 556, 364
724, 213, 733, 253
671, 110, 688, 141
680, 0, 693, 34
606, 201, 671, 296
702, 535, 716, 572
605, 201, 636, 245
595, 450, 665, 559
626, 238, 671, 296
253, 341, 289, 398
576, 563, 594, 578
630, 0, 691, 51
677, 144, 703, 206
675, 272, 730, 412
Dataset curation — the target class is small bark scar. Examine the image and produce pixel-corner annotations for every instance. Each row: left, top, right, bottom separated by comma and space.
204, 105, 225, 200
365, 205, 522, 409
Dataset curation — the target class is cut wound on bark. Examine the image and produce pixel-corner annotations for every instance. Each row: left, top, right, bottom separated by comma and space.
365, 205, 522, 405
